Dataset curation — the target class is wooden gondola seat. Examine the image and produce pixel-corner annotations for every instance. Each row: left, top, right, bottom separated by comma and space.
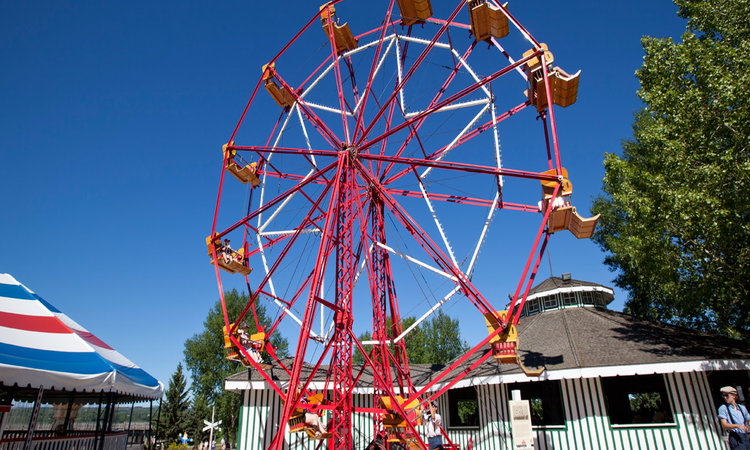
236, 331, 272, 369
485, 311, 544, 376
568, 208, 599, 239
378, 396, 422, 444
523, 43, 554, 73
547, 205, 572, 234
551, 67, 580, 108
379, 396, 422, 428
223, 143, 261, 187
540, 167, 571, 200
206, 236, 253, 276
529, 67, 580, 111
483, 310, 518, 364
320, 3, 358, 54
305, 429, 332, 440
538, 168, 598, 238
262, 63, 295, 109
227, 161, 260, 187
396, 0, 433, 26
288, 393, 327, 436
223, 321, 240, 362
523, 44, 580, 111
547, 206, 599, 239
229, 248, 252, 276
468, 0, 509, 42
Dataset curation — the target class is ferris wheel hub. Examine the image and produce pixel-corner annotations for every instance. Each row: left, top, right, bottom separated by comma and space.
339, 143, 359, 160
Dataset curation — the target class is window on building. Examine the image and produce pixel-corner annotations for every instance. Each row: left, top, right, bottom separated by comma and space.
602, 375, 674, 425
447, 387, 479, 428
581, 290, 595, 305
526, 299, 540, 315
707, 370, 750, 408
594, 292, 609, 307
543, 294, 558, 310
562, 291, 577, 306
512, 381, 565, 426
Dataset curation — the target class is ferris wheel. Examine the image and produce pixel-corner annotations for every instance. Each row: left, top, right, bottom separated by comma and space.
208, 0, 598, 448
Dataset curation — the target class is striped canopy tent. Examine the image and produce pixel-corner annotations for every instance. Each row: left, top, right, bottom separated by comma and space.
0, 273, 163, 401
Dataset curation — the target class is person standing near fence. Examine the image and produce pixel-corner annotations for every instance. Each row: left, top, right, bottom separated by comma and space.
424, 401, 443, 450
718, 386, 750, 450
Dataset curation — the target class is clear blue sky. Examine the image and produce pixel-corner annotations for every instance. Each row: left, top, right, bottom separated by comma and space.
1, 1, 686, 389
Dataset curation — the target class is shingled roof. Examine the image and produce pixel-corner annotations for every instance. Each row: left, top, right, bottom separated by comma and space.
227, 278, 750, 390
527, 275, 611, 296
227, 305, 750, 391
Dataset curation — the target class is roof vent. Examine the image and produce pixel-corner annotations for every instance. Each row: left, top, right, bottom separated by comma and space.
561, 272, 572, 282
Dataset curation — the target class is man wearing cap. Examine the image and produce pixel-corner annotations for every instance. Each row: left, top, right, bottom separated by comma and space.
718, 386, 750, 449
424, 401, 443, 450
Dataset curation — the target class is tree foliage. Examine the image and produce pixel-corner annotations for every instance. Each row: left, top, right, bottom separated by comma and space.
155, 363, 191, 443
592, 0, 750, 338
183, 289, 288, 445
354, 311, 468, 365
187, 393, 212, 444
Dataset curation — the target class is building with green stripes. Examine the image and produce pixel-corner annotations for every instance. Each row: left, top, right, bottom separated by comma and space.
226, 276, 750, 449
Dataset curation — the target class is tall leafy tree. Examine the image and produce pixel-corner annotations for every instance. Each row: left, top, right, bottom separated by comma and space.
592, 0, 750, 337
417, 310, 468, 364
155, 363, 191, 443
183, 289, 288, 445
353, 311, 467, 365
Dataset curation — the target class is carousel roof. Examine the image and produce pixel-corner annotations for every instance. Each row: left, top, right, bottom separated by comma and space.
0, 274, 162, 400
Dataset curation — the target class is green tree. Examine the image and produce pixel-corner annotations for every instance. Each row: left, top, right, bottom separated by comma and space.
353, 311, 467, 365
188, 393, 211, 444
183, 289, 288, 446
592, 0, 750, 338
155, 363, 191, 443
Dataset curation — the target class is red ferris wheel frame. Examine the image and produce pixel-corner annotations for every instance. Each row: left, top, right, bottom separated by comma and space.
209, 0, 591, 448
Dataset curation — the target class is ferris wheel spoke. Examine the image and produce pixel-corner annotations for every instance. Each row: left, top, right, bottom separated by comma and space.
382, 99, 530, 185
233, 168, 339, 328
322, 8, 352, 143
217, 161, 336, 239
376, 242, 456, 282
295, 106, 322, 171
411, 168, 458, 268
350, 0, 396, 143
355, 160, 496, 317
369, 31, 478, 181
355, 0, 465, 147
274, 72, 342, 148
359, 50, 534, 157
466, 190, 501, 278
247, 225, 322, 259
393, 285, 461, 344
420, 102, 490, 179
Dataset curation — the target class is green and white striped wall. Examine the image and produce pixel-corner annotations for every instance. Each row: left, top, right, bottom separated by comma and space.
234, 371, 727, 449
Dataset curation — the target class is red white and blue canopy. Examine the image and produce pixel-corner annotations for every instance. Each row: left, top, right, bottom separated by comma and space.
0, 274, 163, 399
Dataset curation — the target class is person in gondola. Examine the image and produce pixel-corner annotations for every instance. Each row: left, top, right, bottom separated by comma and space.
299, 393, 327, 438
221, 238, 234, 264
237, 322, 264, 365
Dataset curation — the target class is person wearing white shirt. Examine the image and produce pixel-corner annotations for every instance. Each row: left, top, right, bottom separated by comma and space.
424, 401, 443, 450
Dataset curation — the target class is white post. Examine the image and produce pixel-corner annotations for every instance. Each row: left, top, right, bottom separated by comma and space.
208, 407, 214, 449
203, 406, 222, 450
